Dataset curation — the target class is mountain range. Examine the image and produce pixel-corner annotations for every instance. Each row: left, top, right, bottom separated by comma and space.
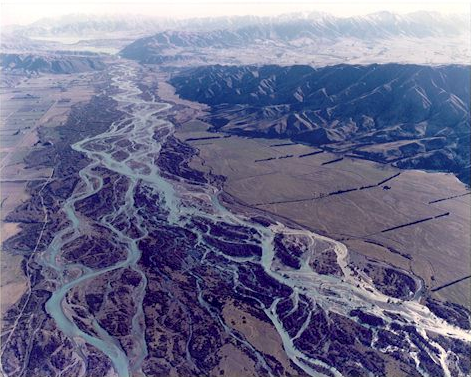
0, 52, 105, 74
120, 11, 469, 65
3, 12, 469, 64
10, 11, 468, 39
5, 13, 273, 37
170, 63, 471, 184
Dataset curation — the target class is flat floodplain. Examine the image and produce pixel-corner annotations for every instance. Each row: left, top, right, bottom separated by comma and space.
175, 121, 471, 308
0, 58, 469, 377
0, 71, 99, 321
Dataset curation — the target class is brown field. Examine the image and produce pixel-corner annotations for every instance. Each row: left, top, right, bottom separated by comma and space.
174, 118, 471, 308
0, 70, 101, 323
222, 300, 299, 375
0, 252, 27, 320
211, 344, 257, 377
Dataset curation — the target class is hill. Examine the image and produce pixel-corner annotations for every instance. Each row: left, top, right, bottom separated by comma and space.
170, 63, 471, 183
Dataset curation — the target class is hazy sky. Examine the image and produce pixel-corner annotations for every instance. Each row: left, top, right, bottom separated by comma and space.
1, 0, 470, 26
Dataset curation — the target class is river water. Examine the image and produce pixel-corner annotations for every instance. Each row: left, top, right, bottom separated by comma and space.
38, 62, 471, 377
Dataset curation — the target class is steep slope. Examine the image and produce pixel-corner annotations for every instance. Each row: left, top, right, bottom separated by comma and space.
170, 64, 471, 184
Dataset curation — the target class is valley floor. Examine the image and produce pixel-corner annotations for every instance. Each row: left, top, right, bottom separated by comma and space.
0, 60, 470, 377
164, 71, 471, 311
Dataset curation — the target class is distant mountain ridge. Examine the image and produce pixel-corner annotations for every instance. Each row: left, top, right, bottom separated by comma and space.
170, 63, 471, 184
14, 11, 468, 38
0, 53, 105, 74
3, 12, 469, 64
120, 11, 469, 64
7, 14, 272, 37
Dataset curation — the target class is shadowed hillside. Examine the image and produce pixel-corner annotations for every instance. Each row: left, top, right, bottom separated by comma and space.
170, 64, 471, 183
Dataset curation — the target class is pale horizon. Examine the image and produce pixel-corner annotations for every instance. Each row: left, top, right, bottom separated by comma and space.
1, 0, 470, 27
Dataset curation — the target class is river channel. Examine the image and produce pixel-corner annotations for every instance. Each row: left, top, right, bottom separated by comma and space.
38, 61, 471, 377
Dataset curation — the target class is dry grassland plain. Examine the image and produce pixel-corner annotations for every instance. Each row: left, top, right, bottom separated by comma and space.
0, 71, 101, 321
171, 109, 470, 309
